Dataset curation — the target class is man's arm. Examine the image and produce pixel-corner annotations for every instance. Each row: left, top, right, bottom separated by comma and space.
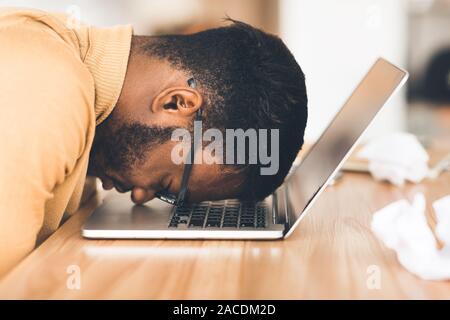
0, 20, 92, 276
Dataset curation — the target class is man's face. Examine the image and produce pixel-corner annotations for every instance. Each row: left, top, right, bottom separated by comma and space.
88, 109, 244, 205
87, 53, 245, 204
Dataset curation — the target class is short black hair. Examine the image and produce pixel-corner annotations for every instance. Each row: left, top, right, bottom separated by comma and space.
144, 20, 307, 201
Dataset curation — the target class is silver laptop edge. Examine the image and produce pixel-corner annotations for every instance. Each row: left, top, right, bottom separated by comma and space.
281, 57, 408, 238
82, 57, 408, 240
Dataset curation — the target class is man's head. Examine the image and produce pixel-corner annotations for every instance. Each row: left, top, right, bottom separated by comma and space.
88, 19, 308, 205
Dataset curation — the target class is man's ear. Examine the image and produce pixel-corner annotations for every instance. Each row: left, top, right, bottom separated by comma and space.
151, 87, 202, 117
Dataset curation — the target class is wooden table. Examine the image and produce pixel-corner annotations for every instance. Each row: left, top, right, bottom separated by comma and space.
0, 152, 449, 299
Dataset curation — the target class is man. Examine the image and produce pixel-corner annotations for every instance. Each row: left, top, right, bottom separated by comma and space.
0, 8, 307, 276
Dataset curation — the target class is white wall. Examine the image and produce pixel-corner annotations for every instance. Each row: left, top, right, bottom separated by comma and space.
0, 0, 277, 34
0, 0, 203, 33
280, 0, 409, 142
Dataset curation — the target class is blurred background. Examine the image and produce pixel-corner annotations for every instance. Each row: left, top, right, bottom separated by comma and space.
2, 0, 449, 148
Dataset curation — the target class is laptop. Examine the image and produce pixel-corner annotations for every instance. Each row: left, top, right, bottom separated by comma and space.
82, 57, 408, 240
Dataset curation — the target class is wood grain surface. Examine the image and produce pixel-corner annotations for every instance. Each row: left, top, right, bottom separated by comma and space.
0, 151, 449, 299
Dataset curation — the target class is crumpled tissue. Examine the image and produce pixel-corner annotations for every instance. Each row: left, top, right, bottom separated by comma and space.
358, 132, 429, 186
371, 193, 450, 281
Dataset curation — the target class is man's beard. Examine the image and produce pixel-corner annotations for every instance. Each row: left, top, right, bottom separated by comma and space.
88, 110, 175, 177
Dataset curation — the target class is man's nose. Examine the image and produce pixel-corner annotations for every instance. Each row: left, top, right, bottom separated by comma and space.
131, 187, 156, 205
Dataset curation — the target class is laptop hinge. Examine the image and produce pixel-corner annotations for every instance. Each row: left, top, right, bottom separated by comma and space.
272, 185, 289, 227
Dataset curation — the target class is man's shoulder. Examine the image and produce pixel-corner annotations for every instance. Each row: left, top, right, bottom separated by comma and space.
0, 10, 96, 154
0, 9, 95, 116
0, 7, 87, 69
0, 7, 47, 23
0, 7, 72, 33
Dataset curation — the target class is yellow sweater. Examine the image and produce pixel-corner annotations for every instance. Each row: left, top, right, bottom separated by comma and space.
0, 8, 132, 276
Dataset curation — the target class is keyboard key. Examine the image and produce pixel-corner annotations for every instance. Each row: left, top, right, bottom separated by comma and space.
189, 221, 204, 227
177, 212, 191, 217
240, 222, 255, 228
191, 214, 206, 219
223, 223, 238, 228
206, 221, 221, 227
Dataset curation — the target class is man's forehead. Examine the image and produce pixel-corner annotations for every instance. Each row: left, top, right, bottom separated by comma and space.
187, 164, 244, 202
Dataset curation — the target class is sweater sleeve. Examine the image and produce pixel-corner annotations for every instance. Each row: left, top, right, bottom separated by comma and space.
0, 19, 92, 277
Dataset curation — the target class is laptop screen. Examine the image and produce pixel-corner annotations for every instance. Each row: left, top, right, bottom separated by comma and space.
283, 58, 408, 235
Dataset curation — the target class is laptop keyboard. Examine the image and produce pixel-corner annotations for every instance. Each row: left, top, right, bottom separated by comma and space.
168, 200, 268, 229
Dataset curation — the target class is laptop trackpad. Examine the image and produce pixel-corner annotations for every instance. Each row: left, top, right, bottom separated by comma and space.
85, 192, 174, 231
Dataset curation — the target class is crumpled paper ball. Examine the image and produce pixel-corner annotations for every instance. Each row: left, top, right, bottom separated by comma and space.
371, 193, 450, 281
358, 132, 429, 186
